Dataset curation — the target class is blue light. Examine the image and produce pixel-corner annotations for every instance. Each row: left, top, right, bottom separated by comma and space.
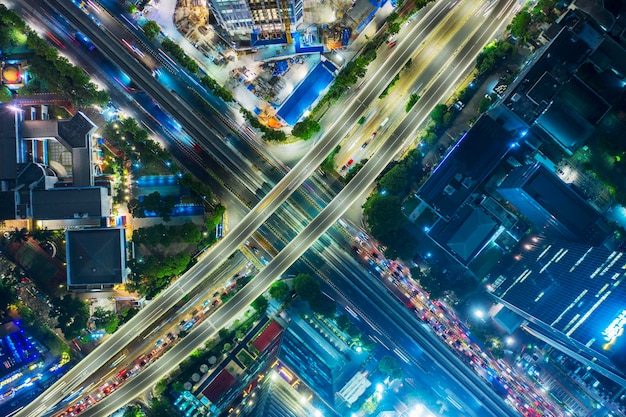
509, 142, 519, 149
520, 129, 528, 137
425, 252, 432, 258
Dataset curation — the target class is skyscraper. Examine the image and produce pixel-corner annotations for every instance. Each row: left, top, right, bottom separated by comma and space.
490, 235, 626, 386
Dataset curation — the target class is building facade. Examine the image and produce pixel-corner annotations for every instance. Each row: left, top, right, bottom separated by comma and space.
207, 0, 303, 36
490, 235, 626, 386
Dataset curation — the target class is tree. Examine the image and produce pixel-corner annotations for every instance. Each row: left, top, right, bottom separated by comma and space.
363, 194, 404, 238
336, 314, 351, 331
143, 20, 161, 40
378, 164, 408, 195
0, 279, 17, 312
52, 295, 89, 340
430, 104, 447, 126
127, 4, 137, 14
293, 273, 319, 302
510, 11, 532, 40
31, 227, 54, 242
93, 307, 119, 334
269, 280, 289, 301
378, 355, 402, 380
0, 86, 12, 103
10, 228, 29, 243
310, 292, 336, 317
123, 405, 145, 417
292, 117, 321, 140
251, 295, 268, 312
180, 222, 201, 243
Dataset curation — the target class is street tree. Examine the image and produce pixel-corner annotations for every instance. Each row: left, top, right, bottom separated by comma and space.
143, 20, 161, 40
251, 295, 268, 312
293, 273, 319, 302
269, 280, 289, 301
378, 355, 403, 380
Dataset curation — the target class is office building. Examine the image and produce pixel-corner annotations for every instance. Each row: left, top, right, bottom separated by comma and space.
490, 235, 626, 386
244, 370, 315, 417
497, 162, 608, 245
66, 228, 127, 291
417, 113, 524, 221
277, 315, 349, 407
207, 0, 303, 37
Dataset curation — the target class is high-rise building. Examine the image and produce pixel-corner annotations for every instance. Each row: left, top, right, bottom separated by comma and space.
489, 235, 626, 386
245, 370, 315, 417
497, 163, 608, 245
277, 315, 350, 408
207, 0, 303, 36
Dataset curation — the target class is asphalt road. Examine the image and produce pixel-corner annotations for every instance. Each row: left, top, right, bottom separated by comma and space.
79, 1, 521, 416
13, 0, 522, 416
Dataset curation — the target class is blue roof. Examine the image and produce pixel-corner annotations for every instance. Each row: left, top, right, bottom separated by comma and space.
277, 61, 334, 125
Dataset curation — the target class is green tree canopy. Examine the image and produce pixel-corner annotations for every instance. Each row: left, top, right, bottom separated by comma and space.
378, 355, 403, 380
269, 280, 290, 301
251, 295, 268, 312
310, 292, 336, 317
52, 296, 89, 340
0, 86, 12, 103
93, 307, 119, 334
293, 273, 319, 302
378, 163, 408, 195
510, 11, 532, 40
292, 117, 321, 140
143, 20, 161, 40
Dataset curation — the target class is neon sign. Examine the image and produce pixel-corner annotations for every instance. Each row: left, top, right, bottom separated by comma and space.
603, 310, 626, 350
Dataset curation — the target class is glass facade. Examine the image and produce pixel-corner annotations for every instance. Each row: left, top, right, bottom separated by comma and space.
491, 235, 626, 385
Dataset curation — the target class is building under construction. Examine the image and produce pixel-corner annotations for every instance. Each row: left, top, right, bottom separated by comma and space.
206, 0, 303, 41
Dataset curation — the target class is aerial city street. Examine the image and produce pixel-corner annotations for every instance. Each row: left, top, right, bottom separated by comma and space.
0, 0, 625, 416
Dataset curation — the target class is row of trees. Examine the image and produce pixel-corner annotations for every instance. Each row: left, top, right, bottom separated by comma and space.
128, 253, 192, 298
128, 191, 178, 221
241, 108, 287, 142
132, 222, 202, 247
292, 117, 321, 140
363, 149, 424, 259
0, 5, 108, 107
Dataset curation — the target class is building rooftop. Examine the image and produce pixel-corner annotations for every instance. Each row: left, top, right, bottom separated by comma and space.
252, 321, 283, 352
417, 115, 517, 220
0, 107, 18, 181
66, 227, 126, 289
428, 204, 500, 265
31, 187, 109, 220
491, 236, 626, 384
497, 163, 605, 244
201, 369, 236, 404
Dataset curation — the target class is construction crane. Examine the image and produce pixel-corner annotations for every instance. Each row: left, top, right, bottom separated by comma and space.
279, 0, 293, 44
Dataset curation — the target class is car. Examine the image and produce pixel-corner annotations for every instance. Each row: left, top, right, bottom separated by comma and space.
361, 142, 368, 149
388, 41, 397, 48
250, 246, 259, 254
346, 159, 354, 167
340, 165, 347, 171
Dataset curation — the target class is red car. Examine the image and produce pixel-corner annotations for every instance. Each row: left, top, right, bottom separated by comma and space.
346, 159, 354, 167
388, 41, 397, 48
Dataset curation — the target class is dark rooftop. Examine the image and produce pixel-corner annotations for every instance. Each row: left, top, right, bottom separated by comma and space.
57, 112, 97, 149
417, 115, 517, 220
66, 228, 126, 287
0, 107, 18, 180
428, 205, 499, 265
31, 187, 108, 220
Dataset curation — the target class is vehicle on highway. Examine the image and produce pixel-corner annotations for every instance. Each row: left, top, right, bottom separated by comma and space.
361, 142, 368, 149
388, 41, 397, 48
74, 31, 94, 51
346, 159, 354, 167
